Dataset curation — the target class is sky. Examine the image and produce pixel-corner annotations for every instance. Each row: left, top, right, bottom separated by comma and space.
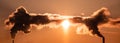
0, 0, 120, 43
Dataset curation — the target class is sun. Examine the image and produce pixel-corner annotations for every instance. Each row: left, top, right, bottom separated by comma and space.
61, 19, 70, 33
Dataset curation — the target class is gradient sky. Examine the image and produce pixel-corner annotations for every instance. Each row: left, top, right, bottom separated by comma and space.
0, 0, 120, 43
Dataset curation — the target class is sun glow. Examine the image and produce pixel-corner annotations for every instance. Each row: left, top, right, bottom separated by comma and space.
61, 19, 70, 43
61, 19, 70, 33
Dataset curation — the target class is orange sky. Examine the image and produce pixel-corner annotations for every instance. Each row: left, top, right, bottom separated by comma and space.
0, 0, 120, 43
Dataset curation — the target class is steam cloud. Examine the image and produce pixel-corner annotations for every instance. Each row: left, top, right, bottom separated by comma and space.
5, 6, 120, 43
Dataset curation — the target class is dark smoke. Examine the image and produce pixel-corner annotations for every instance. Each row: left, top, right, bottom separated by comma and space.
113, 21, 120, 24
69, 7, 110, 43
5, 6, 120, 43
110, 18, 120, 25
70, 7, 120, 43
5, 6, 51, 42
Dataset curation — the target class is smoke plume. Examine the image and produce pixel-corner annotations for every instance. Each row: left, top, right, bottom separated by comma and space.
5, 6, 120, 43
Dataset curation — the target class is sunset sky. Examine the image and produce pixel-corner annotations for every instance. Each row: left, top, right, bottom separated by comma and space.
0, 0, 120, 43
